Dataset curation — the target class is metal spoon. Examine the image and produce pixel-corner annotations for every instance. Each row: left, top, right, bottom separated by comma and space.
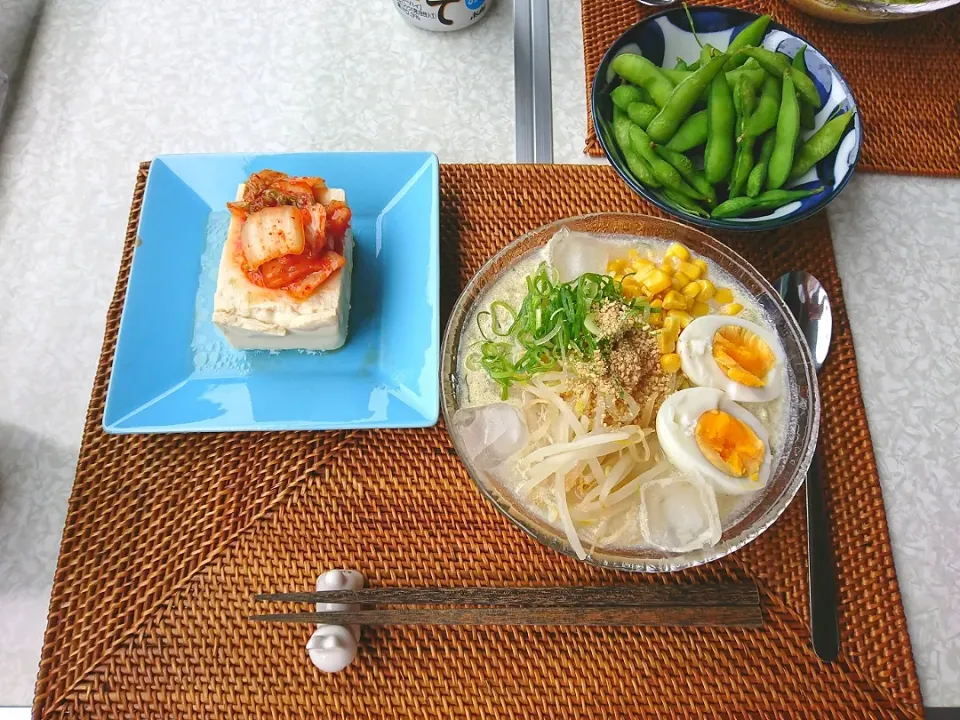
636, 0, 678, 7
776, 271, 839, 663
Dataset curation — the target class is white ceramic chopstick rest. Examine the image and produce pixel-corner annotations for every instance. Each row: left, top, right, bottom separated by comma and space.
306, 569, 365, 673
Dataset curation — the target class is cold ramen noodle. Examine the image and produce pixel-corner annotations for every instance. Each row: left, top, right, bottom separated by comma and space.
454, 228, 787, 559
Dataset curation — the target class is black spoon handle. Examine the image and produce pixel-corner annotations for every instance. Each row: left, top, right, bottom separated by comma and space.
806, 439, 840, 662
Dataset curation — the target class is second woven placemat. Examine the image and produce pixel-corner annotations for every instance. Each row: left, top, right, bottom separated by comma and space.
582, 0, 960, 177
34, 163, 922, 718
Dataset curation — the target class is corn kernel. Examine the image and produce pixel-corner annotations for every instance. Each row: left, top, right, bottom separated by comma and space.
662, 290, 688, 310
671, 275, 686, 292
607, 258, 627, 274
643, 269, 671, 295
657, 333, 676, 354
659, 259, 674, 273
665, 243, 691, 261
667, 309, 694, 328
648, 312, 663, 328
714, 287, 734, 304
692, 258, 708, 277
631, 264, 654, 283
660, 353, 682, 373
650, 298, 663, 310
631, 258, 654, 271
682, 280, 702, 299
697, 279, 716, 303
691, 301, 710, 317
679, 261, 701, 280
721, 302, 744, 316
628, 249, 641, 261
622, 277, 640, 297
663, 315, 681, 335
673, 270, 692, 288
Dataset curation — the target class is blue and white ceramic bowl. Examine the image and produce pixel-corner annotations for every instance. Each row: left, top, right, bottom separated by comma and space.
592, 7, 862, 232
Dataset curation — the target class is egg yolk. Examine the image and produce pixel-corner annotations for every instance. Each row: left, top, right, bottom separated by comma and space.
712, 326, 776, 388
694, 410, 765, 480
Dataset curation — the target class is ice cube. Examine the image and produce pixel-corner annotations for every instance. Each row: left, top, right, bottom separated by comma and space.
546, 227, 612, 283
453, 403, 528, 471
639, 476, 721, 553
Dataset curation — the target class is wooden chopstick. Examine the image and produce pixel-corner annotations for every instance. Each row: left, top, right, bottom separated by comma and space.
254, 583, 759, 608
249, 605, 762, 628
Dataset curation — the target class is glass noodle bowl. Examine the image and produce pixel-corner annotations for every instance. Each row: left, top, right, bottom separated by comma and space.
785, 0, 960, 22
440, 214, 820, 572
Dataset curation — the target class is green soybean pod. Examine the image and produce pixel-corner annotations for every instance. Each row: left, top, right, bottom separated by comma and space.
647, 52, 731, 143
661, 68, 694, 84
704, 68, 735, 184
752, 186, 824, 210
662, 188, 710, 218
746, 131, 776, 197
664, 110, 708, 152
729, 77, 757, 198
611, 85, 646, 111
766, 71, 800, 190
675, 57, 689, 71
792, 46, 817, 130
790, 110, 855, 179
743, 74, 781, 139
725, 65, 766, 92
612, 108, 662, 188
610, 54, 676, 107
687, 59, 702, 72
723, 14, 772, 71
711, 186, 823, 218
738, 46, 821, 108
629, 125, 704, 200
652, 143, 718, 206
627, 101, 659, 129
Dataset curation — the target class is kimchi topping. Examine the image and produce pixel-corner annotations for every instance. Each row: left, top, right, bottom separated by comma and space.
227, 170, 350, 300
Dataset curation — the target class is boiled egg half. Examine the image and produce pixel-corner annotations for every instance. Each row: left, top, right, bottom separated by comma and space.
656, 387, 771, 495
678, 316, 785, 402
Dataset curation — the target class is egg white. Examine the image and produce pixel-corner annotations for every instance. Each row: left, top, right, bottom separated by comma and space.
677, 315, 786, 402
655, 387, 772, 495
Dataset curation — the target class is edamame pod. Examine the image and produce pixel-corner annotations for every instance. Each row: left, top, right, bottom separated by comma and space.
711, 186, 824, 218
664, 110, 708, 152
629, 125, 704, 200
746, 132, 776, 197
730, 76, 758, 198
725, 65, 767, 92
611, 85, 646, 111
652, 143, 718, 206
647, 52, 731, 143
724, 15, 772, 71
738, 47, 821, 108
790, 110, 855, 178
611, 54, 676, 107
766, 71, 800, 190
704, 64, 735, 184
612, 108, 662, 188
792, 46, 817, 130
661, 188, 710, 218
743, 74, 781, 138
627, 101, 659, 128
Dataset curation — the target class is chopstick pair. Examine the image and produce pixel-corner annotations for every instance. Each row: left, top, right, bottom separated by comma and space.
250, 583, 763, 628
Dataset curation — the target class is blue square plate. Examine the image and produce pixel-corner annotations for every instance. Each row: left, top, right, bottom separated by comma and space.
104, 152, 440, 433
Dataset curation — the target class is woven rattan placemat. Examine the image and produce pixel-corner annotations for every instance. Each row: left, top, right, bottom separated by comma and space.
582, 0, 960, 177
34, 162, 922, 718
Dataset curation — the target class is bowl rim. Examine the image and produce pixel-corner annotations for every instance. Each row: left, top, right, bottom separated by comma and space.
591, 6, 863, 232
440, 213, 821, 572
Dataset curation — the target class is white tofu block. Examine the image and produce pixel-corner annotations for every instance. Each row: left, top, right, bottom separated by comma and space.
212, 186, 353, 351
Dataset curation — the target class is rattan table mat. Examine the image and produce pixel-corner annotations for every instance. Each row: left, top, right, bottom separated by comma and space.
34, 162, 922, 719
582, 0, 960, 177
